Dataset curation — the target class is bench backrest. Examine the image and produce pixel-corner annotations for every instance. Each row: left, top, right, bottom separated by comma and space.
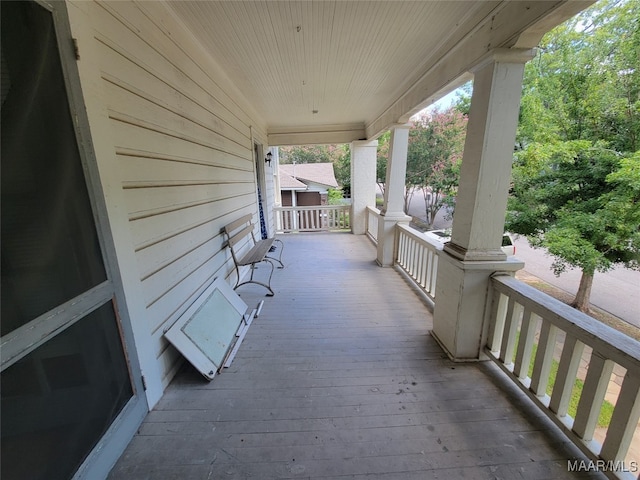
223, 214, 256, 249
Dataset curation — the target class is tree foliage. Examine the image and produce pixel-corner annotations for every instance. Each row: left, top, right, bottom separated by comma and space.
376, 131, 390, 197
507, 0, 640, 312
332, 144, 351, 196
279, 145, 336, 164
406, 108, 467, 226
452, 81, 473, 117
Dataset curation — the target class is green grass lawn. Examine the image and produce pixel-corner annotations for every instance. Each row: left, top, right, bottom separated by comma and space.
526, 342, 614, 428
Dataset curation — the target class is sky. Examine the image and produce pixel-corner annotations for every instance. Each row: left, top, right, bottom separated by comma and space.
412, 89, 461, 120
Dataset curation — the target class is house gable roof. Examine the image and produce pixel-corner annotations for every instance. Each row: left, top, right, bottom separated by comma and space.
279, 163, 339, 189
279, 171, 307, 190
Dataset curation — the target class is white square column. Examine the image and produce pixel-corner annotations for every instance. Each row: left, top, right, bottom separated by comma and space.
445, 49, 535, 261
432, 49, 533, 360
350, 140, 378, 235
377, 124, 412, 266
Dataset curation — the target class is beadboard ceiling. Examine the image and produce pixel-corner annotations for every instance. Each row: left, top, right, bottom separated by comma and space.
167, 1, 591, 144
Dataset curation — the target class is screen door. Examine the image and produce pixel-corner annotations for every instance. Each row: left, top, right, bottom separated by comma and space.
1, 2, 144, 478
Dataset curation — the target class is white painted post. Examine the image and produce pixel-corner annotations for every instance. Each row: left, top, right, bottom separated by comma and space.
514, 310, 538, 380
273, 148, 282, 207
431, 49, 532, 360
291, 185, 298, 231
549, 335, 585, 418
376, 124, 412, 266
499, 300, 523, 367
445, 49, 535, 261
572, 353, 614, 442
600, 372, 640, 463
350, 140, 378, 235
530, 322, 559, 398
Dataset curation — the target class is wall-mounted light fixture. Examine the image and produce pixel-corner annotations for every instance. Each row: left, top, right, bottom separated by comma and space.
265, 151, 273, 166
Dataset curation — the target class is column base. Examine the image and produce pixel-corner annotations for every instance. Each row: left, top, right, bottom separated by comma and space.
432, 250, 524, 361
430, 329, 484, 363
443, 242, 507, 262
376, 212, 412, 267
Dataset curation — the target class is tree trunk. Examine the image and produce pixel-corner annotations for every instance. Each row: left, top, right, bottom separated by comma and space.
571, 270, 594, 313
403, 186, 414, 215
424, 190, 439, 228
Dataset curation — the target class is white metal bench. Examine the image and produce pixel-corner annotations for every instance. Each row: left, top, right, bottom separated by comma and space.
223, 214, 284, 296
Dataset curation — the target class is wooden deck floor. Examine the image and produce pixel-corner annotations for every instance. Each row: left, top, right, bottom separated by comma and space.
109, 233, 601, 479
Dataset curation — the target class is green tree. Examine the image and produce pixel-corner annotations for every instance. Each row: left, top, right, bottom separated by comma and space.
333, 144, 351, 196
508, 0, 640, 312
508, 142, 639, 311
452, 81, 473, 117
279, 145, 331, 164
518, 0, 639, 151
376, 131, 390, 197
407, 108, 467, 226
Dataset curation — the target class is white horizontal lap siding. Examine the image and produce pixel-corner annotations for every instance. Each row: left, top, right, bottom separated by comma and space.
89, 1, 264, 384
91, 1, 254, 133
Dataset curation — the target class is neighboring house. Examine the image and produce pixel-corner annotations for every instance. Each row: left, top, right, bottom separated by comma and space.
0, 1, 599, 479
279, 163, 339, 207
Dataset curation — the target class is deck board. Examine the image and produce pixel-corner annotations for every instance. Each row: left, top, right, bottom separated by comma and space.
109, 233, 602, 479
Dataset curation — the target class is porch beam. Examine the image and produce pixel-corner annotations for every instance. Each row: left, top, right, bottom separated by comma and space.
376, 124, 411, 267
350, 140, 378, 235
268, 124, 365, 146
365, 1, 594, 139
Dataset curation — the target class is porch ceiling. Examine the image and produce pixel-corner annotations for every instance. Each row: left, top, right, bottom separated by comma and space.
168, 1, 592, 145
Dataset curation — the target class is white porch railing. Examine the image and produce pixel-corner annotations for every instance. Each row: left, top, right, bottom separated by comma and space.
274, 205, 350, 233
486, 274, 640, 480
365, 206, 380, 244
394, 223, 441, 304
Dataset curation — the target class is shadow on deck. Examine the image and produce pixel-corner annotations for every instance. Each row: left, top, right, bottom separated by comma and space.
109, 233, 601, 479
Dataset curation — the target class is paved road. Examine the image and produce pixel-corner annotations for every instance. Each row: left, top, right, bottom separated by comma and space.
512, 236, 640, 328
405, 190, 453, 230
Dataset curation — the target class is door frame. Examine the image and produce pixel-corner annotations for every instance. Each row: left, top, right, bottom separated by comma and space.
0, 2, 148, 478
48, 3, 149, 477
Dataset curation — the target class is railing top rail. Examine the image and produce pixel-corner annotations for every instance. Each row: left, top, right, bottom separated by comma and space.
491, 274, 640, 370
396, 223, 444, 251
365, 205, 381, 215
274, 205, 349, 211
